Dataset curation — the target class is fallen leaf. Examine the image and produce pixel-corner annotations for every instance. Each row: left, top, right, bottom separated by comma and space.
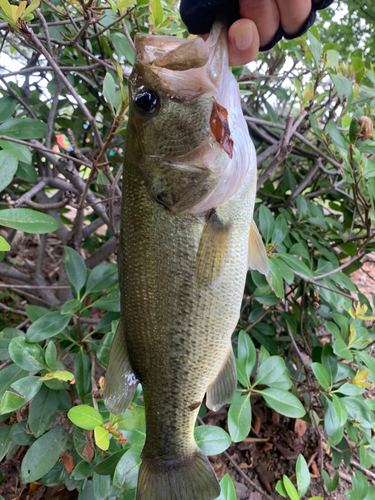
310, 459, 320, 478
261, 442, 274, 453
294, 418, 307, 436
82, 441, 94, 463
253, 412, 261, 435
271, 409, 280, 423
60, 450, 74, 473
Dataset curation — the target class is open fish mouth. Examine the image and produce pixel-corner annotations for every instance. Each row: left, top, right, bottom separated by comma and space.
131, 23, 228, 101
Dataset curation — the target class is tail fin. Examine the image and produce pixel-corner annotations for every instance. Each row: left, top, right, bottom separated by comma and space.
136, 449, 220, 500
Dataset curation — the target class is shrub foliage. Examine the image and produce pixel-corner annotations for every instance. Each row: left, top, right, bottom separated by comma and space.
0, 1, 374, 499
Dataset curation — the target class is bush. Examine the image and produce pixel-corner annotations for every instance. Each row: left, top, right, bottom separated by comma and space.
0, 1, 374, 499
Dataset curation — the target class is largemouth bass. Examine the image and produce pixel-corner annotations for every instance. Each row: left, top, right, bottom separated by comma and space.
104, 22, 268, 500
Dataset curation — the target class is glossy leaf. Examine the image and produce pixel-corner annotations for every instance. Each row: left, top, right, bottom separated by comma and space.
65, 246, 87, 293
68, 405, 104, 430
227, 394, 251, 443
260, 388, 305, 418
0, 208, 59, 234
194, 424, 231, 456
26, 311, 72, 342
21, 427, 66, 483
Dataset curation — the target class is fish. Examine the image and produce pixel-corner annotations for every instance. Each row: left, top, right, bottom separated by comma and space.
104, 21, 269, 500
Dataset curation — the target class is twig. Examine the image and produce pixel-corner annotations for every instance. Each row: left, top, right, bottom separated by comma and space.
0, 77, 37, 119
291, 270, 356, 303
256, 112, 307, 189
0, 135, 92, 168
0, 284, 70, 289
13, 179, 47, 208
46, 80, 64, 150
121, 18, 135, 51
27, 27, 104, 150
0, 302, 27, 316
34, 8, 52, 55
0, 360, 13, 370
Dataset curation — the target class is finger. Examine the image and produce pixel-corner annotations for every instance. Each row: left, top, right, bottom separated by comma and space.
228, 19, 260, 66
239, 0, 280, 48
275, 0, 312, 36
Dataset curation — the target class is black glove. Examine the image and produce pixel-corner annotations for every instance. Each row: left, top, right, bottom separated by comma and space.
180, 0, 334, 52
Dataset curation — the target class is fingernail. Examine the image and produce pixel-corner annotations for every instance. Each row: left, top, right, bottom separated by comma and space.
234, 27, 253, 52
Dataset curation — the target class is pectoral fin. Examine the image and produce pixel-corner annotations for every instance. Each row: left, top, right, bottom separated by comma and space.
248, 219, 269, 276
206, 344, 237, 412
195, 210, 232, 288
104, 323, 139, 416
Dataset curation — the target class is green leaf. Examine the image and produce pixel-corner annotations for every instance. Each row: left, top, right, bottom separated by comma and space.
266, 258, 285, 300
113, 447, 141, 489
11, 420, 35, 446
227, 394, 251, 443
260, 388, 305, 418
26, 311, 71, 342
94, 449, 127, 476
26, 305, 49, 322
194, 425, 232, 455
0, 208, 59, 234
259, 205, 275, 244
237, 330, 256, 380
321, 343, 338, 384
16, 161, 37, 183
283, 475, 300, 500
72, 460, 95, 480
103, 73, 116, 113
29, 386, 60, 437
0, 118, 47, 139
255, 356, 286, 386
21, 427, 66, 483
90, 288, 121, 312
0, 97, 16, 123
333, 338, 353, 361
0, 391, 26, 414
0, 364, 27, 399
0, 140, 31, 164
311, 362, 330, 391
331, 74, 353, 109
307, 30, 322, 68
61, 299, 81, 315
321, 469, 339, 493
272, 214, 288, 245
68, 405, 104, 430
0, 235, 10, 251
96, 329, 116, 367
0, 427, 12, 461
296, 454, 310, 497
342, 397, 374, 428
275, 480, 288, 497
111, 33, 135, 65
152, 0, 163, 26
9, 337, 45, 371
217, 473, 236, 500
65, 246, 87, 293
75, 348, 91, 400
45, 341, 57, 369
278, 253, 314, 279
11, 375, 42, 399
324, 400, 344, 442
0, 150, 18, 192
94, 425, 109, 451
85, 264, 118, 296
118, 405, 145, 431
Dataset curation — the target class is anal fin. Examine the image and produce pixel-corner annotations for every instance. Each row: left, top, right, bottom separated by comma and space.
206, 344, 237, 412
248, 219, 269, 276
104, 322, 139, 415
195, 209, 232, 288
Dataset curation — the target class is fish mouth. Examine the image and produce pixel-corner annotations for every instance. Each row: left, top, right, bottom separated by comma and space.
132, 22, 229, 100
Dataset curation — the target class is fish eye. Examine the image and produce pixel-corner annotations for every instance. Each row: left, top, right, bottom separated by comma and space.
134, 89, 158, 114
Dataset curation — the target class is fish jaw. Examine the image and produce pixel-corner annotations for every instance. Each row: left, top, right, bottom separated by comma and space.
127, 22, 255, 215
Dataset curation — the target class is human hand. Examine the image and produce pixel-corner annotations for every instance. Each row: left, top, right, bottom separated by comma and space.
227, 0, 312, 66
